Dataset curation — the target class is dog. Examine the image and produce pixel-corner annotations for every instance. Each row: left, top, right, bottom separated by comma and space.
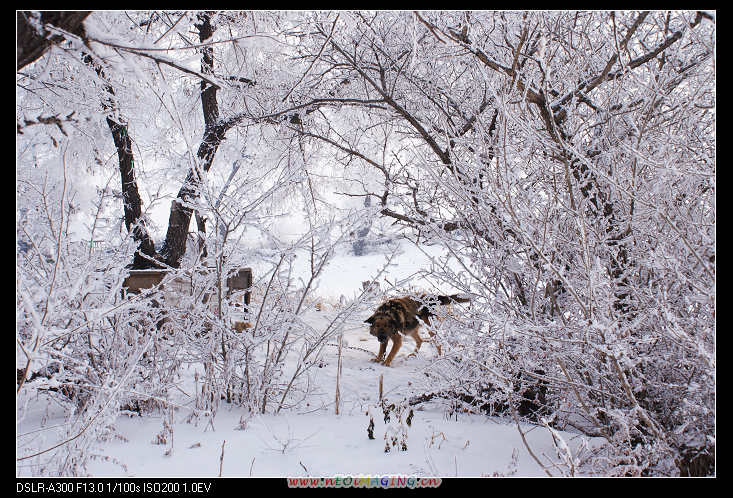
364, 294, 470, 367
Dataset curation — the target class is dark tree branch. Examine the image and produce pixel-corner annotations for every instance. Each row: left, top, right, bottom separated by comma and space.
16, 112, 77, 136
17, 11, 91, 71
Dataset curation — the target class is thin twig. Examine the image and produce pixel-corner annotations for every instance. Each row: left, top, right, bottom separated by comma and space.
281, 14, 340, 103
218, 440, 226, 477
154, 11, 188, 45
512, 404, 553, 477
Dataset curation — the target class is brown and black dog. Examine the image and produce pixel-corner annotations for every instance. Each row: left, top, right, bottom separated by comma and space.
364, 294, 470, 367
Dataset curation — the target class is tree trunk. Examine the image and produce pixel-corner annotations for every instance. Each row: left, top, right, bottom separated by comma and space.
162, 12, 229, 268
17, 11, 91, 71
83, 54, 163, 269
106, 115, 163, 269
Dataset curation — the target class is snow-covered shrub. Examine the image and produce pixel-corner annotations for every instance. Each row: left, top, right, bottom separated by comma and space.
319, 10, 714, 476
16, 149, 176, 474
364, 398, 414, 452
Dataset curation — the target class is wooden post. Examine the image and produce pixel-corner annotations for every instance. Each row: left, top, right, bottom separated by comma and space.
226, 267, 253, 314
335, 332, 343, 415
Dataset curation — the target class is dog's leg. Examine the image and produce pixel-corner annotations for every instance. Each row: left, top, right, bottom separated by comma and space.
406, 327, 423, 357
383, 334, 402, 367
371, 340, 387, 363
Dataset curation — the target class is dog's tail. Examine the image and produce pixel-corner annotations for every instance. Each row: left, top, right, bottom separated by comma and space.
416, 294, 470, 322
435, 294, 471, 305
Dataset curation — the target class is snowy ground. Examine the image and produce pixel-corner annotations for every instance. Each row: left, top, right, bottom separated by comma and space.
17, 241, 601, 477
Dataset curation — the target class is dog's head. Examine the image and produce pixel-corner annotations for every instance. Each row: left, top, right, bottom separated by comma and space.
364, 314, 394, 344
